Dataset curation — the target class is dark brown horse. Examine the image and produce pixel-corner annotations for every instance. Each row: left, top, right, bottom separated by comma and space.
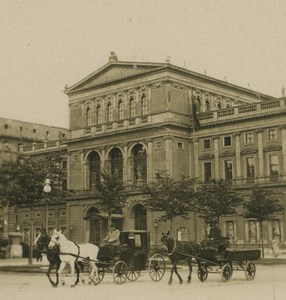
161, 232, 202, 285
34, 230, 83, 287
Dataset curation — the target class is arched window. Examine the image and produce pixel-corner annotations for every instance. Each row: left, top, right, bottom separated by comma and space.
86, 107, 91, 127
134, 204, 147, 230
196, 97, 202, 113
118, 100, 124, 120
132, 144, 147, 184
107, 103, 112, 123
205, 100, 211, 112
129, 97, 135, 118
217, 102, 222, 110
108, 148, 123, 181
140, 94, 148, 116
87, 151, 101, 189
95, 105, 102, 125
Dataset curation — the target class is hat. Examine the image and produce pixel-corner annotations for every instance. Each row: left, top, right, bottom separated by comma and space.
109, 223, 116, 228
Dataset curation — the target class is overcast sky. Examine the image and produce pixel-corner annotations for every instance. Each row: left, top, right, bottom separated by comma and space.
1, 0, 285, 128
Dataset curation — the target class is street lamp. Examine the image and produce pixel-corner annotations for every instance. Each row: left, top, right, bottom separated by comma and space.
43, 178, 51, 232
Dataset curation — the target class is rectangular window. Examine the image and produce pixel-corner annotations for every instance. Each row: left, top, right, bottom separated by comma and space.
268, 129, 277, 140
203, 139, 211, 149
4, 124, 8, 129
246, 157, 255, 179
244, 133, 254, 144
20, 127, 23, 131
223, 136, 232, 147
177, 142, 184, 150
33, 129, 36, 133
224, 160, 233, 180
269, 155, 279, 176
204, 162, 212, 182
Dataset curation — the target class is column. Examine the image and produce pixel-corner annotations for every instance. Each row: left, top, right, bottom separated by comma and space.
193, 138, 199, 179
256, 129, 264, 182
213, 136, 220, 179
122, 144, 128, 183
147, 139, 153, 181
280, 126, 286, 178
164, 136, 173, 175
234, 132, 242, 181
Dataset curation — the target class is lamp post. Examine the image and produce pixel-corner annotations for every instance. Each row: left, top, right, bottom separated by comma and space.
43, 178, 51, 232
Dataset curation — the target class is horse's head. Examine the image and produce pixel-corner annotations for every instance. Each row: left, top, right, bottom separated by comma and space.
34, 230, 50, 250
160, 231, 173, 251
48, 229, 62, 249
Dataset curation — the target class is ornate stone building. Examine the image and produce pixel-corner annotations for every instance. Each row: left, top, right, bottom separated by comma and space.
18, 55, 286, 249
59, 55, 285, 248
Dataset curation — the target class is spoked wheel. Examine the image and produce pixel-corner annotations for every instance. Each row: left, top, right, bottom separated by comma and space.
148, 254, 166, 281
197, 265, 208, 282
245, 261, 256, 280
221, 263, 232, 282
113, 261, 129, 284
89, 267, 105, 285
127, 266, 140, 281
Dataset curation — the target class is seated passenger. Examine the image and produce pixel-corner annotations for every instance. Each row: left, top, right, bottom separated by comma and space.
205, 221, 229, 255
102, 223, 120, 258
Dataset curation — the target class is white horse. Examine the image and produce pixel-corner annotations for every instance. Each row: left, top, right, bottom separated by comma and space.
48, 229, 99, 287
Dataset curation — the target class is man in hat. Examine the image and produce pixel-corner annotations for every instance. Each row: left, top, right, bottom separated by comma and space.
102, 223, 120, 258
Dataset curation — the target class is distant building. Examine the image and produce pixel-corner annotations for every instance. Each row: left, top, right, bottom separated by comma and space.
0, 117, 68, 238
10, 54, 286, 249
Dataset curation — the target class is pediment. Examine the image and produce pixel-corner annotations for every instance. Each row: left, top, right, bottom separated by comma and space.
241, 148, 258, 155
199, 154, 215, 160
66, 62, 165, 93
220, 151, 235, 158
263, 145, 281, 152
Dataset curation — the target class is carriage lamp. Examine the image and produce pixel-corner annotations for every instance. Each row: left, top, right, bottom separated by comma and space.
43, 177, 52, 231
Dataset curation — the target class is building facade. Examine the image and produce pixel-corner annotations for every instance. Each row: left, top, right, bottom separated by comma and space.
16, 55, 286, 250
0, 117, 68, 240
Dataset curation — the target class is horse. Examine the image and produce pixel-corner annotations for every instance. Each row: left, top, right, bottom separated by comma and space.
34, 230, 83, 287
48, 229, 99, 287
161, 231, 202, 285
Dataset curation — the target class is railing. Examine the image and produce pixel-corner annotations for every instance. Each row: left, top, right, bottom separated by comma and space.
238, 104, 257, 113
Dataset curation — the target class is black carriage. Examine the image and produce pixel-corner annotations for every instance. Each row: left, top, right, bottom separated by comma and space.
197, 247, 261, 282
86, 230, 165, 285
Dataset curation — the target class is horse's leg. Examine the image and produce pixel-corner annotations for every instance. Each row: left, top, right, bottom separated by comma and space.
173, 259, 183, 284
55, 260, 61, 287
75, 261, 83, 285
69, 260, 77, 287
187, 258, 192, 283
47, 263, 56, 287
57, 261, 66, 286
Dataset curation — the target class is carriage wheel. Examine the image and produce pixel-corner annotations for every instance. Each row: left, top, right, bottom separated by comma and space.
197, 265, 208, 282
148, 254, 166, 281
221, 263, 232, 282
245, 261, 256, 280
127, 266, 140, 281
113, 261, 128, 284
89, 267, 105, 285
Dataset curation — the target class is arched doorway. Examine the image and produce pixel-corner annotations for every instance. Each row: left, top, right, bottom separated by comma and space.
134, 204, 147, 230
85, 207, 101, 243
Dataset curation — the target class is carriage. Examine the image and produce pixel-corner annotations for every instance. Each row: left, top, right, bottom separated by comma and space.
81, 230, 166, 285
196, 247, 261, 282
159, 232, 261, 284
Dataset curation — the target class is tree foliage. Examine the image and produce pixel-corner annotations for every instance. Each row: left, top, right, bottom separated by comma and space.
140, 172, 196, 229
93, 170, 129, 226
0, 152, 67, 208
195, 179, 243, 224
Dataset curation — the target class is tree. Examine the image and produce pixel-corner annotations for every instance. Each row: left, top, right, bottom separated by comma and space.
0, 152, 68, 264
242, 185, 284, 257
195, 179, 243, 225
0, 152, 67, 208
140, 172, 196, 231
93, 170, 129, 226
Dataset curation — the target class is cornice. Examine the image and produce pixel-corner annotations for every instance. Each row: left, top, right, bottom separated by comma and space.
263, 145, 282, 152
241, 148, 258, 155
220, 151, 235, 158
199, 154, 215, 160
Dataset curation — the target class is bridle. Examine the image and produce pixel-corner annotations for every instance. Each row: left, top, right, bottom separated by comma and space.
162, 235, 177, 256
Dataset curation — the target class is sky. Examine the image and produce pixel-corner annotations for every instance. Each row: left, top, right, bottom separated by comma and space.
0, 0, 286, 128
